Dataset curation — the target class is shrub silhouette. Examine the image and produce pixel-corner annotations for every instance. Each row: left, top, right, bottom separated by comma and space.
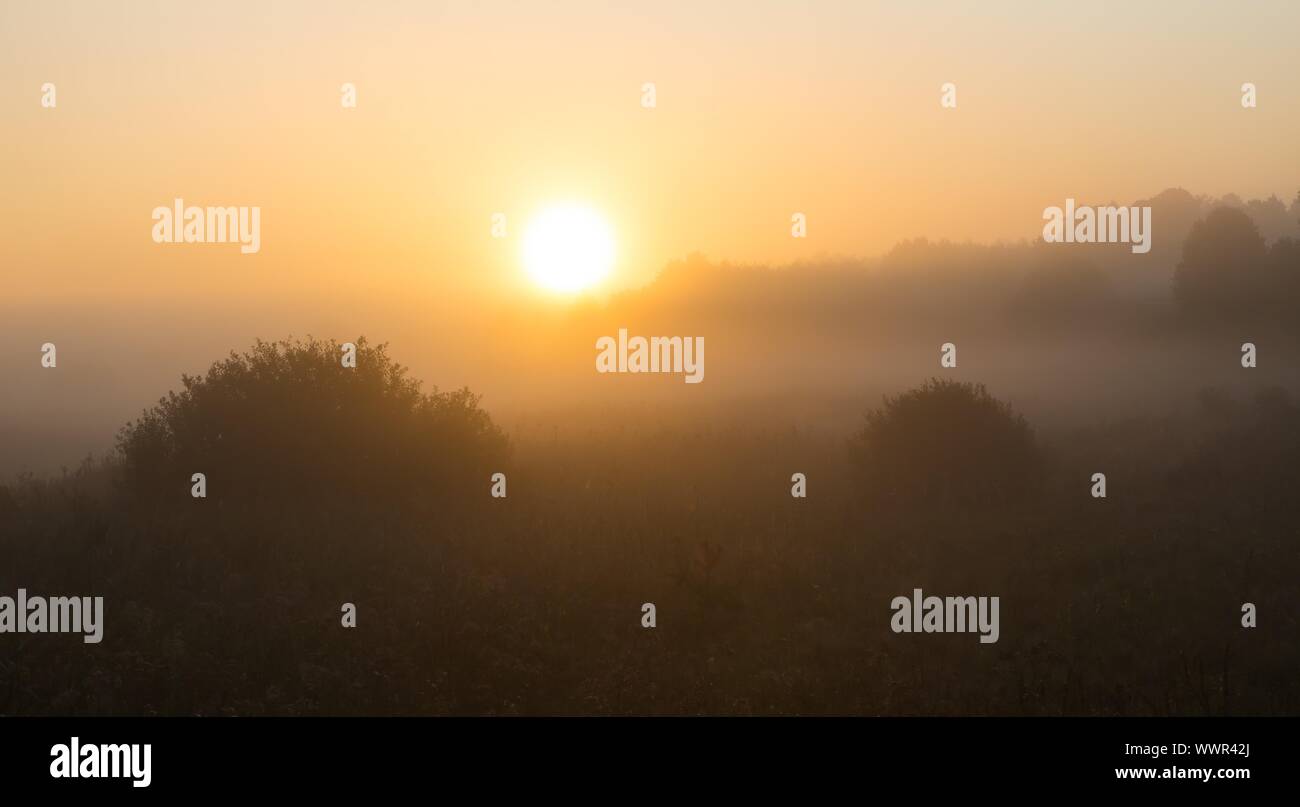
848, 378, 1040, 510
1264, 236, 1300, 324
1174, 207, 1268, 318
115, 336, 508, 507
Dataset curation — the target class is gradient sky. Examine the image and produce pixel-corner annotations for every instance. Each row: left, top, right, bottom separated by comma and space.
2, 0, 1298, 477
3, 0, 1297, 307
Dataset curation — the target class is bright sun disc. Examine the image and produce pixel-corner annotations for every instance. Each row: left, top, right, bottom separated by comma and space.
522, 204, 615, 293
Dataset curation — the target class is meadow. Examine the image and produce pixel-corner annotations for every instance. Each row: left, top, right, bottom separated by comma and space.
2, 195, 1298, 716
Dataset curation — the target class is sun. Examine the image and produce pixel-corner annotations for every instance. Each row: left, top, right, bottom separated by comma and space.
521, 204, 615, 293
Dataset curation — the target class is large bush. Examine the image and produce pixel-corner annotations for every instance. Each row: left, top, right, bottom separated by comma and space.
115, 337, 508, 506
848, 378, 1041, 510
1173, 207, 1269, 318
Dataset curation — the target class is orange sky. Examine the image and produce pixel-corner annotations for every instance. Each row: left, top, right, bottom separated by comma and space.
1, 0, 1298, 479
3, 0, 1297, 310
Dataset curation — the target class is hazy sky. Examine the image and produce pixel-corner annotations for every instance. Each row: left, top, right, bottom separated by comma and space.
3, 0, 1297, 306
2, 1, 1298, 476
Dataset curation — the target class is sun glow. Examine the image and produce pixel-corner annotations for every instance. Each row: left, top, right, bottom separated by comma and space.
521, 204, 615, 293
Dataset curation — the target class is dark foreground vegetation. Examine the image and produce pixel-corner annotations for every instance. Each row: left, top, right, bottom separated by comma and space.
2, 194, 1298, 715
0, 335, 1296, 716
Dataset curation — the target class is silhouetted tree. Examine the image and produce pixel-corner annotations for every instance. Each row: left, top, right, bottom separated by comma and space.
848, 378, 1041, 510
1265, 236, 1300, 324
1133, 188, 1206, 268
115, 337, 508, 507
1244, 195, 1298, 242
1174, 207, 1268, 318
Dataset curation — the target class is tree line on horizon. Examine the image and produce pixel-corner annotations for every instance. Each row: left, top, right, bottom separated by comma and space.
590, 187, 1300, 339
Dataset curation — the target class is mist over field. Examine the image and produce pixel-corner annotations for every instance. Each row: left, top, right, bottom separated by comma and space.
6, 187, 1299, 478
2, 186, 1298, 715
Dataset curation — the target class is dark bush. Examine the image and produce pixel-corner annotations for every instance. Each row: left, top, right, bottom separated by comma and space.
1174, 207, 1268, 318
114, 336, 509, 507
848, 378, 1041, 510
